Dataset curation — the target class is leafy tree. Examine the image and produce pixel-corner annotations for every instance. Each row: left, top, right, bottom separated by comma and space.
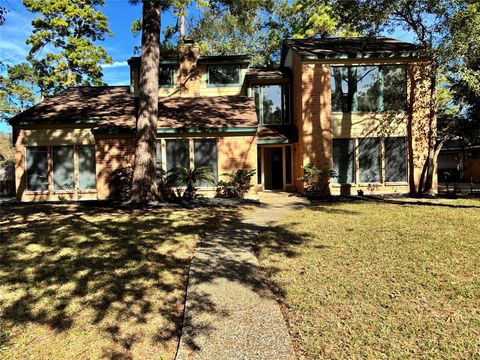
23, 0, 112, 96
0, 133, 15, 166
0, 63, 37, 120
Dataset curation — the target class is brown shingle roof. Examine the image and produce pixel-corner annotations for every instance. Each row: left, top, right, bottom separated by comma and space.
246, 67, 291, 81
9, 86, 258, 132
283, 36, 421, 60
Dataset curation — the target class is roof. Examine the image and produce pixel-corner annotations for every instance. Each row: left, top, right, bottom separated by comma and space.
246, 67, 291, 82
9, 86, 258, 133
257, 126, 298, 144
127, 54, 251, 66
282, 36, 422, 62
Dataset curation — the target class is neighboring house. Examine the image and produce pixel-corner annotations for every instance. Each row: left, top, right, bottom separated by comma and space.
8, 37, 435, 201
438, 140, 480, 183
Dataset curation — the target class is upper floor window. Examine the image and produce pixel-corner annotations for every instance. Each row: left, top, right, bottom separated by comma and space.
254, 84, 290, 125
207, 64, 241, 86
159, 65, 174, 87
331, 65, 406, 113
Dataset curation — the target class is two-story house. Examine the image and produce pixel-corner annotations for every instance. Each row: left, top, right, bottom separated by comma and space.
8, 37, 435, 201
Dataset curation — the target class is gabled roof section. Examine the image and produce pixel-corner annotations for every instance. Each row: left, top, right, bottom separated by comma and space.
282, 36, 423, 63
8, 86, 135, 127
127, 54, 251, 66
246, 67, 291, 82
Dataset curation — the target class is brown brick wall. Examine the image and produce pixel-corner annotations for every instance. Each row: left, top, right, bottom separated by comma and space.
95, 137, 136, 200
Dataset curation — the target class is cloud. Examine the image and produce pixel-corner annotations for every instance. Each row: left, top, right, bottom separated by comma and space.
102, 61, 129, 68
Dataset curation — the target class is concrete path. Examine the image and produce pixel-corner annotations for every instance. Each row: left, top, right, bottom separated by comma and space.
176, 192, 309, 360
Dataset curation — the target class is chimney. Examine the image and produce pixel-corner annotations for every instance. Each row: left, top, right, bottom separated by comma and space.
178, 39, 201, 96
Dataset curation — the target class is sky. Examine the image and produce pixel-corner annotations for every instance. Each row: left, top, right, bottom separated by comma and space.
0, 0, 416, 135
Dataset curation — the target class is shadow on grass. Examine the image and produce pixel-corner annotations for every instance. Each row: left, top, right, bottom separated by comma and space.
0, 202, 239, 359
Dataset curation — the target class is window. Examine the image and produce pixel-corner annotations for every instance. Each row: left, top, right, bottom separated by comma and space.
333, 139, 355, 184
159, 65, 174, 87
359, 138, 381, 183
385, 137, 407, 182
194, 139, 218, 187
166, 139, 189, 171
208, 64, 240, 86
331, 65, 406, 113
254, 85, 290, 125
52, 146, 74, 190
26, 147, 48, 191
285, 145, 292, 184
78, 145, 96, 190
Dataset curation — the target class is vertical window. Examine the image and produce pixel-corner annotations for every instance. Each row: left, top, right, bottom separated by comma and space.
156, 141, 163, 170
78, 145, 96, 190
331, 65, 406, 112
385, 137, 407, 182
359, 138, 381, 183
166, 139, 189, 171
208, 65, 240, 85
194, 139, 218, 187
52, 146, 74, 190
333, 139, 355, 184
257, 147, 262, 185
285, 145, 292, 184
26, 146, 48, 191
159, 65, 173, 87
254, 85, 290, 125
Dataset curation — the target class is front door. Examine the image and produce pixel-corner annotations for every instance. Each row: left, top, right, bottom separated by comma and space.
264, 147, 284, 190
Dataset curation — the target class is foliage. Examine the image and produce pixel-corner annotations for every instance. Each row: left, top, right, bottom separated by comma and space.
0, 133, 15, 166
0, 63, 37, 120
108, 166, 134, 202
23, 0, 112, 96
216, 169, 255, 199
168, 166, 215, 200
298, 164, 335, 195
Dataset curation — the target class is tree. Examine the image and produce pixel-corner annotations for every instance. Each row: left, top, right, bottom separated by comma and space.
23, 0, 112, 96
0, 133, 15, 167
0, 63, 37, 120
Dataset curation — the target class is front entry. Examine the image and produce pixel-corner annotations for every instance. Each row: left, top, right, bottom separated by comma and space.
264, 147, 284, 190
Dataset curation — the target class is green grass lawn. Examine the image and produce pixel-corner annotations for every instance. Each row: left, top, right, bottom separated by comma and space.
0, 203, 237, 360
256, 198, 480, 359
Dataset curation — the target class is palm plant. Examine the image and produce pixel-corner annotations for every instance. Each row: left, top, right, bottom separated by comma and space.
168, 166, 216, 200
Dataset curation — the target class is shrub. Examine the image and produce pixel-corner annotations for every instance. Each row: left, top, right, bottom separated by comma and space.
168, 166, 216, 200
298, 164, 336, 196
216, 169, 256, 199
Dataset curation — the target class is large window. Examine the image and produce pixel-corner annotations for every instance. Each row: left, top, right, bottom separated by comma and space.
194, 139, 218, 187
159, 65, 174, 87
26, 147, 48, 191
254, 85, 290, 125
207, 64, 241, 86
359, 138, 382, 183
333, 139, 355, 184
52, 146, 74, 190
385, 137, 407, 182
78, 145, 96, 190
331, 65, 406, 113
166, 139, 189, 171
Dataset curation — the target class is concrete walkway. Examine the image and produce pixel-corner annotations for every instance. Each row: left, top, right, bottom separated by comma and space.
176, 192, 309, 360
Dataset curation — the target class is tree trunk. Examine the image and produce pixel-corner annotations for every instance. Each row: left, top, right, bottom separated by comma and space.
130, 0, 160, 204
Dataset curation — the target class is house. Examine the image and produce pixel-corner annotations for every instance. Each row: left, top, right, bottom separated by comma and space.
8, 37, 436, 201
438, 140, 480, 184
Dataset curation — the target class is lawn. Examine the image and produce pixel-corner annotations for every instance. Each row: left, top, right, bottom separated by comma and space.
256, 198, 480, 359
0, 203, 236, 360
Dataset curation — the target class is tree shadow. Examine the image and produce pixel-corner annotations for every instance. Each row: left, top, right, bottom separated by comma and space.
0, 202, 239, 359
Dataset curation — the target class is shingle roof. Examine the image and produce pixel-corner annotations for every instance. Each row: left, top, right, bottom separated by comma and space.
246, 67, 291, 81
283, 36, 422, 61
9, 86, 258, 132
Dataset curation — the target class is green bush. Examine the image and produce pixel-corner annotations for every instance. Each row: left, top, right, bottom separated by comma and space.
216, 169, 256, 199
298, 164, 336, 196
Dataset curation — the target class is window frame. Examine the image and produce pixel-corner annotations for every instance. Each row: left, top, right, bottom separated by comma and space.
384, 136, 408, 184
332, 138, 356, 185
52, 145, 75, 191
206, 64, 242, 87
193, 138, 219, 188
330, 64, 407, 114
159, 65, 174, 88
254, 84, 291, 126
77, 145, 97, 190
25, 146, 49, 192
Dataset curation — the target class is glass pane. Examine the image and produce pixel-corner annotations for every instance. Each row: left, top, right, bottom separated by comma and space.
26, 147, 48, 191
208, 65, 240, 85
262, 85, 283, 125
383, 66, 406, 111
331, 67, 351, 112
333, 139, 355, 184
283, 85, 291, 124
194, 139, 218, 187
359, 138, 381, 183
385, 137, 407, 182
156, 141, 162, 169
159, 66, 173, 86
166, 139, 189, 171
78, 145, 96, 190
356, 66, 381, 112
53, 146, 74, 190
285, 145, 292, 184
254, 86, 261, 123
257, 146, 262, 185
